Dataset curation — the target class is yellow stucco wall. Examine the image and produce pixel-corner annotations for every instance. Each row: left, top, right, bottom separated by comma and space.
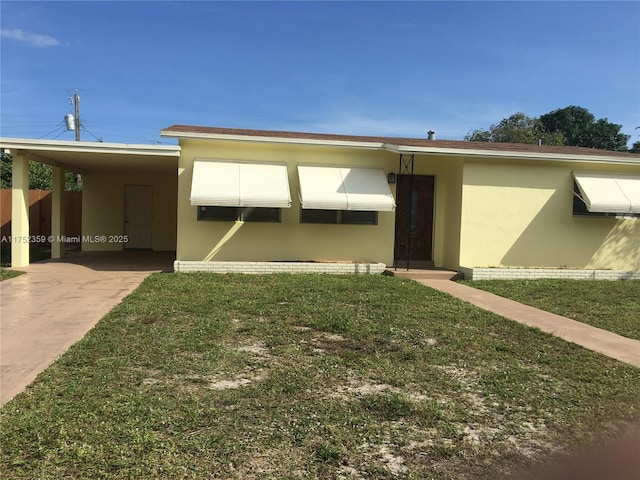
177, 139, 398, 264
459, 159, 640, 270
82, 170, 177, 251
173, 136, 639, 271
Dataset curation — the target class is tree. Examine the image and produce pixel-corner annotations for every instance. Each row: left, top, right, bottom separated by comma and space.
629, 141, 640, 154
0, 152, 11, 189
465, 112, 565, 145
0, 153, 82, 191
539, 106, 630, 152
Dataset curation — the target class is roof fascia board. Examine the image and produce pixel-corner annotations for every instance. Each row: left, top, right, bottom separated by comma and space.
393, 145, 640, 166
158, 132, 638, 165
161, 130, 385, 150
0, 138, 180, 157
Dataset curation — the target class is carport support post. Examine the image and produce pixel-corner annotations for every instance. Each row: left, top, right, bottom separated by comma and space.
51, 166, 65, 259
11, 152, 30, 267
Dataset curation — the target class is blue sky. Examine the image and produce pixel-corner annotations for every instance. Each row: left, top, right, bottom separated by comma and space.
1, 1, 639, 146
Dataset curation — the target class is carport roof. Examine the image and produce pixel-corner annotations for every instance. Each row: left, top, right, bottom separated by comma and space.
0, 138, 180, 173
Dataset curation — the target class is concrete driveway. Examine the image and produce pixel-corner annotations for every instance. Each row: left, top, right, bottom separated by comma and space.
0, 251, 174, 406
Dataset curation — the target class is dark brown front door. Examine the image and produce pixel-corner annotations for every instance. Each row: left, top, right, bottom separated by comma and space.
394, 175, 434, 265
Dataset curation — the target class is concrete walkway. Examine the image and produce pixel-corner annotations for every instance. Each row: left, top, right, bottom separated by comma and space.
0, 251, 174, 406
412, 276, 640, 369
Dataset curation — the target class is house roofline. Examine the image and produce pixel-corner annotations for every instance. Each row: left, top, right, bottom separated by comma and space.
161, 125, 640, 166
0, 137, 181, 157
390, 145, 640, 165
160, 129, 386, 150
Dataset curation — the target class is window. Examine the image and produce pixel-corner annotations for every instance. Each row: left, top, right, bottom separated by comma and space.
198, 206, 281, 222
572, 171, 640, 218
572, 182, 639, 218
300, 209, 377, 225
572, 184, 608, 217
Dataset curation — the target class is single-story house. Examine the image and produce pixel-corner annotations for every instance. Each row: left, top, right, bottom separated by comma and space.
2, 125, 639, 279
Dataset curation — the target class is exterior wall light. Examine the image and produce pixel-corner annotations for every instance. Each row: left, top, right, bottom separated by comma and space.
387, 172, 397, 184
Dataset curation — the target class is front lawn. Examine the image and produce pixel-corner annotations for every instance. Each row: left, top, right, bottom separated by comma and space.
0, 268, 22, 281
1, 274, 639, 479
462, 279, 640, 341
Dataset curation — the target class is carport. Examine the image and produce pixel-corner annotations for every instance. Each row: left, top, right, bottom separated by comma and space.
0, 138, 180, 267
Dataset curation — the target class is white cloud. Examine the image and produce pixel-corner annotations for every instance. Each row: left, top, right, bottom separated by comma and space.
1, 29, 63, 47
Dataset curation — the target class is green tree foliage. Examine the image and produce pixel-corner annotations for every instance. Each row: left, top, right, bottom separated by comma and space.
29, 161, 54, 190
0, 153, 11, 189
464, 112, 565, 145
0, 153, 82, 191
466, 106, 632, 152
539, 106, 630, 152
629, 141, 640, 154
64, 171, 82, 192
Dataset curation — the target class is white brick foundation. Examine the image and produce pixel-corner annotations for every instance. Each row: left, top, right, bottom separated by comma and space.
460, 266, 640, 281
173, 261, 387, 275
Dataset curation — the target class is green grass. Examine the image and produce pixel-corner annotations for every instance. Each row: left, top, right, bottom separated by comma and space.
1, 273, 639, 479
461, 279, 640, 340
0, 268, 23, 281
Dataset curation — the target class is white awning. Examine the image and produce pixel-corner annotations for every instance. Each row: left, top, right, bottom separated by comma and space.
190, 160, 291, 208
573, 171, 640, 214
297, 165, 395, 211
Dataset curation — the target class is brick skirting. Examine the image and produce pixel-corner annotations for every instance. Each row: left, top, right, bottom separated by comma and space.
460, 266, 640, 281
174, 261, 387, 275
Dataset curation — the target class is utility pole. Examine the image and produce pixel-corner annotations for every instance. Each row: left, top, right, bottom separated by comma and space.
73, 89, 80, 141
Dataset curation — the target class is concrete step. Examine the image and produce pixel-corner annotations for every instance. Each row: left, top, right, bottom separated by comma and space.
385, 268, 462, 281
393, 260, 435, 269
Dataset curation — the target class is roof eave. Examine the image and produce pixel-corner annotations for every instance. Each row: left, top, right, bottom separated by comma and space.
393, 145, 640, 165
161, 129, 385, 150
158, 129, 639, 166
0, 137, 181, 157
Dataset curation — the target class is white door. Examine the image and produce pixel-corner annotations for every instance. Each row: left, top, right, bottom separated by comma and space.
124, 185, 153, 249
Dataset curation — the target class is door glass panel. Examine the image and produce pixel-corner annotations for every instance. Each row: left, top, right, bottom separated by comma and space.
410, 190, 418, 234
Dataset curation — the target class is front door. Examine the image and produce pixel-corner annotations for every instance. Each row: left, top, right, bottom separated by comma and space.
394, 175, 435, 266
124, 185, 153, 249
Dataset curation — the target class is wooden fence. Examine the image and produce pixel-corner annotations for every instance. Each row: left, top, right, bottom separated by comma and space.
0, 190, 82, 242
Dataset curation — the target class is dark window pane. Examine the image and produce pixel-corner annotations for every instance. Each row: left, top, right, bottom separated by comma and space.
198, 206, 238, 221
241, 207, 281, 222
341, 210, 377, 225
301, 209, 339, 224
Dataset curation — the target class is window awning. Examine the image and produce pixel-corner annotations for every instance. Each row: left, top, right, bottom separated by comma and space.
573, 171, 640, 214
190, 160, 291, 208
297, 165, 395, 211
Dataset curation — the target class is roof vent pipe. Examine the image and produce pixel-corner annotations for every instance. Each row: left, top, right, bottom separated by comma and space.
427, 130, 436, 140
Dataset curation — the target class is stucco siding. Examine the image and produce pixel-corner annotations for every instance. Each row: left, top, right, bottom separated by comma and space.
82, 171, 177, 251
177, 139, 397, 264
459, 159, 640, 270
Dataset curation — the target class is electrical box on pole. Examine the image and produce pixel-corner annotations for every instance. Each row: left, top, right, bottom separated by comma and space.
64, 113, 75, 131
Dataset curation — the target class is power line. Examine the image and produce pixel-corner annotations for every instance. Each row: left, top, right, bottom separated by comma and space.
82, 126, 102, 142
50, 129, 69, 141
37, 123, 66, 139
